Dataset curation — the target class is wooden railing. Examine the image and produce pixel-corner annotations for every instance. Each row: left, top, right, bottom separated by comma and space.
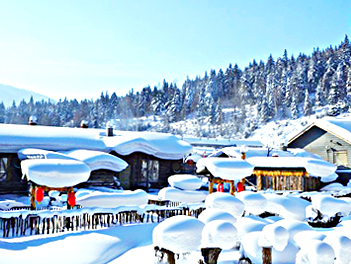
0, 205, 205, 238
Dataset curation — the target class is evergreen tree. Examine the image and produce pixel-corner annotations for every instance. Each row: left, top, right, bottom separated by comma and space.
303, 88, 313, 116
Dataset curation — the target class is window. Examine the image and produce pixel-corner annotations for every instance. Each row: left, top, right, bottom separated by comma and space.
141, 159, 159, 183
0, 157, 7, 181
333, 150, 348, 167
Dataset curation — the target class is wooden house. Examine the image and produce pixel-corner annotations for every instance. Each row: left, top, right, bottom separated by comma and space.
196, 147, 336, 192
287, 117, 351, 184
0, 124, 192, 193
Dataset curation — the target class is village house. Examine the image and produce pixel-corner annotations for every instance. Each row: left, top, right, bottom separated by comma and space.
287, 117, 351, 185
0, 123, 192, 194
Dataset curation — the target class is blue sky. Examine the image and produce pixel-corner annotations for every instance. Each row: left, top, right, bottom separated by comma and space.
0, 0, 349, 101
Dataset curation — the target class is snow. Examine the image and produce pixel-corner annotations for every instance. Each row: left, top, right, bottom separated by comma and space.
323, 235, 351, 264
246, 156, 337, 178
18, 148, 74, 161
21, 159, 91, 187
104, 131, 192, 160
198, 208, 237, 224
167, 174, 203, 190
76, 189, 148, 208
62, 149, 128, 172
201, 220, 238, 250
181, 136, 263, 148
157, 187, 207, 203
262, 193, 311, 221
152, 215, 204, 253
205, 192, 245, 218
236, 191, 267, 215
311, 194, 351, 217
258, 224, 289, 251
196, 157, 254, 181
0, 124, 192, 160
296, 240, 335, 264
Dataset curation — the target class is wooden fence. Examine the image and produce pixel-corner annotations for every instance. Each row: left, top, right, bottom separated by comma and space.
0, 206, 205, 238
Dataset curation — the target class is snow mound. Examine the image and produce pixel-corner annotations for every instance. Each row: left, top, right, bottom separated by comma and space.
196, 158, 254, 181
167, 174, 203, 190
21, 159, 91, 187
205, 192, 244, 217
273, 219, 313, 241
198, 208, 236, 224
311, 195, 351, 217
201, 220, 238, 250
258, 224, 289, 251
158, 187, 207, 203
293, 230, 326, 248
76, 189, 148, 208
324, 235, 351, 264
153, 215, 204, 253
296, 240, 335, 264
263, 193, 310, 221
234, 216, 269, 239
236, 191, 267, 215
62, 149, 128, 172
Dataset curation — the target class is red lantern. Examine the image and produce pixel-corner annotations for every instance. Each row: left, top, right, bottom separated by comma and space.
237, 182, 245, 192
35, 187, 44, 203
217, 183, 224, 192
67, 191, 76, 207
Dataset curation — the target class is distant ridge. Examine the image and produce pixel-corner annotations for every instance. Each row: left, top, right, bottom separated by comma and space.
0, 84, 55, 107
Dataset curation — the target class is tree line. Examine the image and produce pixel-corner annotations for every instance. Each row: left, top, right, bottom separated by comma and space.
1, 35, 350, 138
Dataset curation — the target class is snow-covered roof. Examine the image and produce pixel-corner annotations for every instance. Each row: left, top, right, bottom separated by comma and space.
0, 124, 192, 160
196, 158, 255, 181
21, 159, 91, 187
196, 146, 337, 181
288, 116, 351, 145
104, 131, 192, 160
180, 136, 263, 148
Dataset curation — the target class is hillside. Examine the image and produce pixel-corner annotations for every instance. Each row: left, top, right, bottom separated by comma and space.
0, 84, 54, 107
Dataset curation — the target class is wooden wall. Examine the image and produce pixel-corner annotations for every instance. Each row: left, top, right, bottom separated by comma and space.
288, 126, 351, 169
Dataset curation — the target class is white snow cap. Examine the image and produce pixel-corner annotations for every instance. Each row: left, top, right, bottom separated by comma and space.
294, 230, 326, 249
234, 216, 269, 239
196, 158, 254, 181
153, 215, 204, 253
198, 208, 236, 224
167, 174, 203, 191
76, 189, 148, 208
236, 191, 267, 215
205, 192, 245, 217
201, 220, 238, 250
62, 149, 128, 172
258, 224, 289, 251
21, 159, 91, 187
311, 194, 351, 217
273, 219, 313, 241
157, 187, 207, 203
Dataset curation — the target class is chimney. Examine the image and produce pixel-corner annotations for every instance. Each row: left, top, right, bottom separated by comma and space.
106, 121, 113, 137
80, 120, 89, 128
28, 115, 38, 125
